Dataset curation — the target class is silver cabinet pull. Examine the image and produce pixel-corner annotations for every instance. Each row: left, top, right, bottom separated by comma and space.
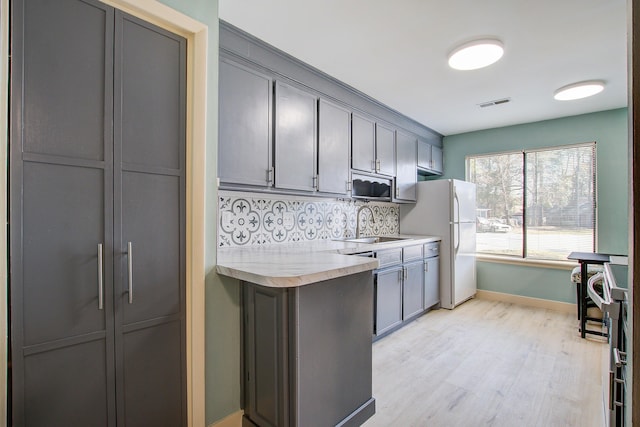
127, 242, 133, 304
98, 243, 104, 310
267, 167, 274, 185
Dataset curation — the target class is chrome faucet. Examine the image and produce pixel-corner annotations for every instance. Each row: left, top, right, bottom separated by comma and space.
355, 205, 376, 238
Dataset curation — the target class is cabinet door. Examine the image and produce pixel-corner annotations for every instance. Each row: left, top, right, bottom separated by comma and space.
403, 261, 424, 320
352, 113, 376, 173
375, 123, 396, 176
375, 267, 403, 336
431, 145, 443, 174
417, 139, 432, 170
318, 99, 350, 195
395, 131, 417, 201
219, 59, 273, 187
10, 0, 116, 425
115, 12, 187, 426
244, 284, 289, 427
424, 257, 440, 309
275, 81, 317, 191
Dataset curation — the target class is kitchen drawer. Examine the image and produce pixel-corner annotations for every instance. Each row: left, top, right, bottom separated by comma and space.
375, 248, 403, 268
403, 245, 423, 262
423, 242, 440, 259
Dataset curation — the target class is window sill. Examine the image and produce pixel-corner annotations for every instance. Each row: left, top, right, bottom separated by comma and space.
476, 253, 577, 270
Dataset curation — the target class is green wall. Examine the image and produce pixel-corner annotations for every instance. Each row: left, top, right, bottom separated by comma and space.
155, 2, 241, 425
443, 108, 629, 303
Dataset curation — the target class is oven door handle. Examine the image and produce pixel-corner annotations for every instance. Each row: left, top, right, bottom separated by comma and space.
586, 272, 607, 310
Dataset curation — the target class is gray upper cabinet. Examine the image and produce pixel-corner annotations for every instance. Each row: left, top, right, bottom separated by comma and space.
275, 81, 317, 192
218, 22, 445, 195
431, 145, 443, 174
352, 113, 376, 173
219, 58, 273, 187
318, 99, 351, 195
395, 130, 417, 202
417, 139, 432, 170
375, 123, 396, 177
417, 138, 444, 175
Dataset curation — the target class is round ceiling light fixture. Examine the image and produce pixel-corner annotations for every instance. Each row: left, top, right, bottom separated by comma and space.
447, 39, 504, 71
553, 80, 605, 101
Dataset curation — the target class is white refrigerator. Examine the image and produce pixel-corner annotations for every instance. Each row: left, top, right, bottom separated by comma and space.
400, 179, 477, 309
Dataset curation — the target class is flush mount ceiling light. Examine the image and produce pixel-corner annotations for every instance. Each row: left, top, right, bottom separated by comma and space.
448, 39, 504, 71
553, 80, 605, 101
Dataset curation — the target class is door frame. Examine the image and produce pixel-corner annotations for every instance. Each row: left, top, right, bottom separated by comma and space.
0, 1, 208, 425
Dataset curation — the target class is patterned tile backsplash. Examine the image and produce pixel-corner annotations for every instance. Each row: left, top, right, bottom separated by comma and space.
218, 191, 399, 247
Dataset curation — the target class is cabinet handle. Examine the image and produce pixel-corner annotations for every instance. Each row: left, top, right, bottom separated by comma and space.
267, 167, 274, 184
127, 242, 133, 304
313, 175, 318, 190
424, 262, 429, 272
346, 181, 352, 192
97, 243, 104, 310
371, 160, 377, 172
376, 159, 381, 172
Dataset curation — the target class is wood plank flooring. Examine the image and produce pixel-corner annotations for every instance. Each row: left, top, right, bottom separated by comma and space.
363, 298, 606, 427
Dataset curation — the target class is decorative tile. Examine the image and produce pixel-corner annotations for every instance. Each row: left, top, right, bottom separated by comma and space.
218, 191, 400, 247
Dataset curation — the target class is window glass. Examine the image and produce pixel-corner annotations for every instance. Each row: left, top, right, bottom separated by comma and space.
525, 145, 595, 260
466, 143, 595, 260
468, 153, 523, 256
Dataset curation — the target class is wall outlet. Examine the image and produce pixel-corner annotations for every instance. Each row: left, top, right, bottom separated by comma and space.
283, 212, 295, 228
221, 211, 234, 227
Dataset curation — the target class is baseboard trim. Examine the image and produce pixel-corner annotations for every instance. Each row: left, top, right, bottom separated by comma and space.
476, 289, 575, 314
209, 410, 244, 427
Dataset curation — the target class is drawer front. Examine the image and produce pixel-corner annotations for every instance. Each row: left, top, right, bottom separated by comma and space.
375, 248, 403, 268
403, 245, 423, 262
423, 242, 440, 259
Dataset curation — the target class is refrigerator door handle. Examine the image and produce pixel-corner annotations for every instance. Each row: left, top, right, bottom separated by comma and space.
453, 191, 461, 254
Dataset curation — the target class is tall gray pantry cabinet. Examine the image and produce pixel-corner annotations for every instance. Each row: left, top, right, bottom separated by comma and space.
9, 0, 187, 425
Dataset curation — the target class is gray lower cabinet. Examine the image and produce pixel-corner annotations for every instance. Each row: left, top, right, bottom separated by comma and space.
318, 99, 351, 195
374, 243, 440, 340
219, 58, 273, 187
374, 266, 404, 337
424, 256, 440, 309
395, 131, 418, 202
403, 261, 424, 319
10, 2, 187, 425
242, 273, 376, 427
275, 81, 318, 191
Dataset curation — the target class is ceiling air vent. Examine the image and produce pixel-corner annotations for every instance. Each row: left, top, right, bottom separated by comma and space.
478, 98, 511, 108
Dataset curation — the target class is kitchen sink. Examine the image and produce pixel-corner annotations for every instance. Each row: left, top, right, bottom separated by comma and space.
335, 236, 410, 244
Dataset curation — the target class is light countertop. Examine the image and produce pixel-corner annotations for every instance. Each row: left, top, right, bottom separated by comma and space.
216, 235, 441, 288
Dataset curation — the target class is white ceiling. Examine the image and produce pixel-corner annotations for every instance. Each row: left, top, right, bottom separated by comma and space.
219, 0, 628, 136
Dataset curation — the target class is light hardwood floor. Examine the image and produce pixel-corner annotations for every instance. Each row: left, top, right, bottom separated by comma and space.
363, 298, 606, 427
